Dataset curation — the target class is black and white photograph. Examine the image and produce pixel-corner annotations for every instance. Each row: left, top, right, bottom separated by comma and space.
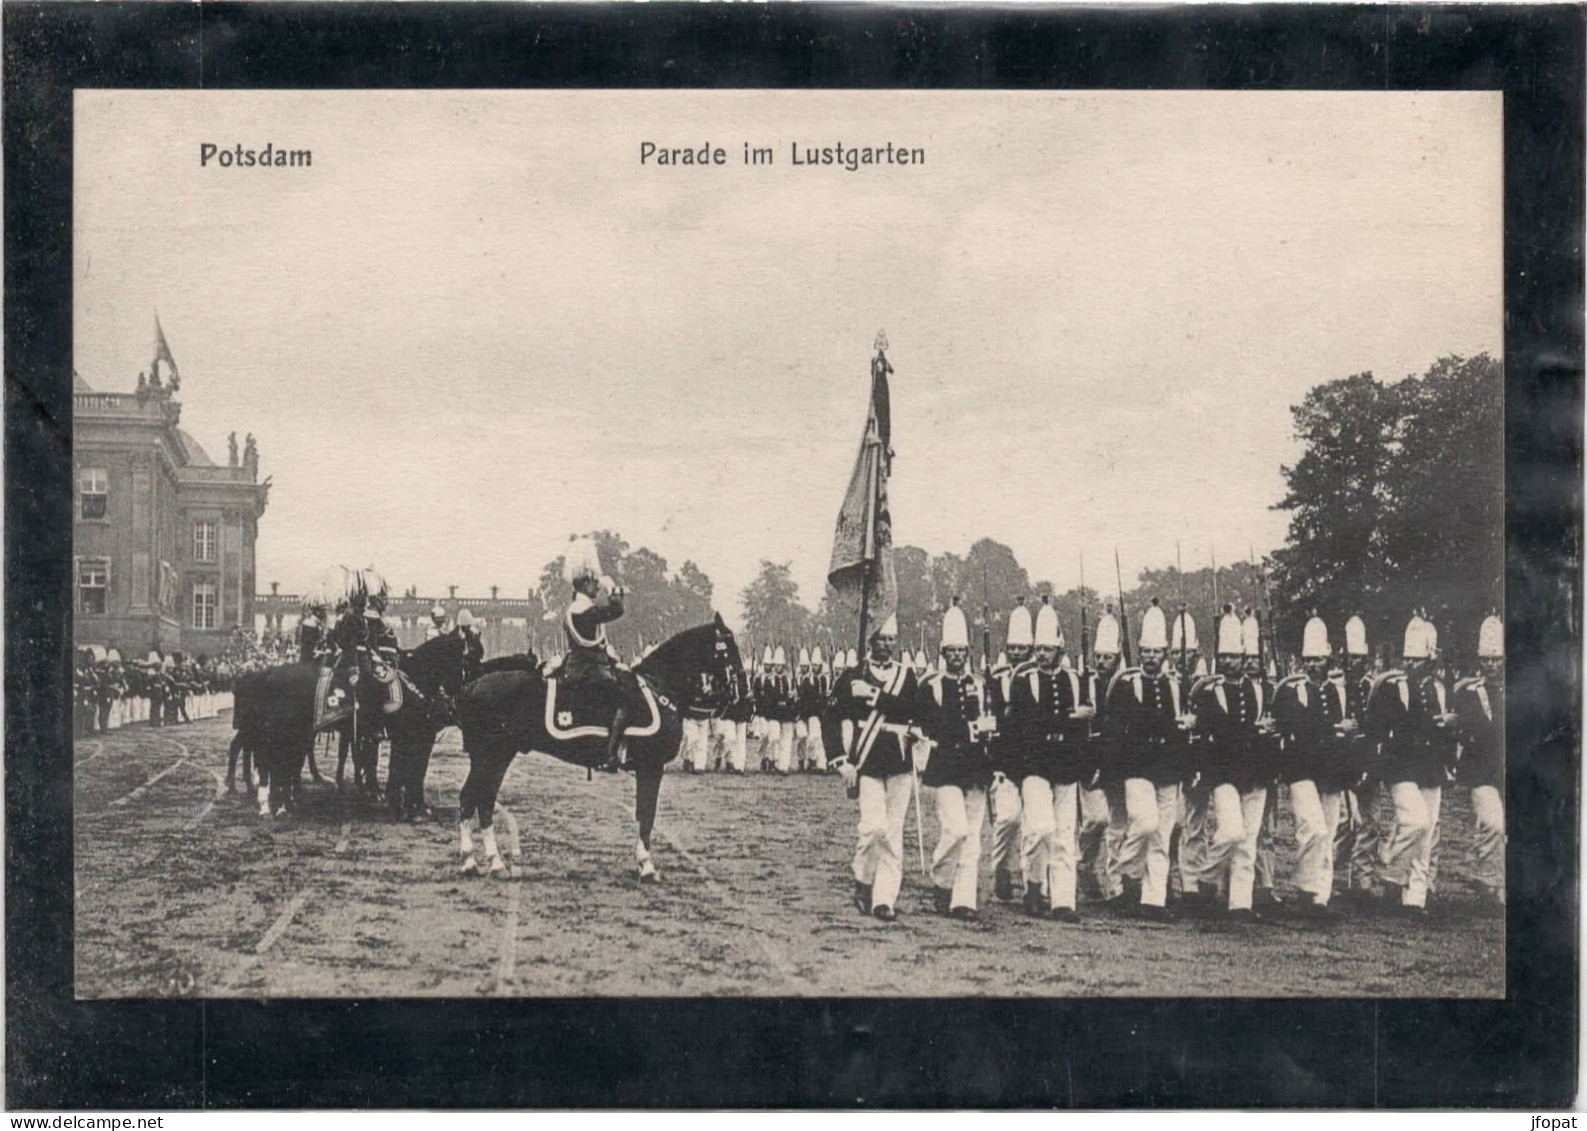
68, 86, 1510, 1003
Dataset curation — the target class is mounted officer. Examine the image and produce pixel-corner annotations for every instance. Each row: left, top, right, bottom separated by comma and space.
560, 538, 642, 773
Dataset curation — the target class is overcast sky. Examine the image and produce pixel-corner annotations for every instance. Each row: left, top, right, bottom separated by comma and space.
75, 90, 1501, 627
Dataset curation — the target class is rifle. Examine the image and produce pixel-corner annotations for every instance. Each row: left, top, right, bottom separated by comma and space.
1078, 550, 1090, 675
1114, 548, 1134, 667
1210, 547, 1221, 658
1252, 545, 1279, 678
1175, 541, 1190, 679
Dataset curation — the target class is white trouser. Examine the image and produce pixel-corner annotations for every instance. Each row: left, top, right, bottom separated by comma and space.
1470, 784, 1505, 895
1178, 785, 1212, 893
854, 773, 913, 910
930, 785, 987, 911
804, 717, 826, 770
757, 719, 778, 766
726, 720, 748, 772
1336, 780, 1386, 892
1255, 785, 1278, 891
990, 775, 1024, 881
1119, 778, 1181, 908
681, 718, 705, 770
1078, 785, 1117, 900
1380, 782, 1443, 907
1019, 776, 1080, 911
1289, 780, 1344, 905
774, 722, 796, 773
1202, 783, 1268, 911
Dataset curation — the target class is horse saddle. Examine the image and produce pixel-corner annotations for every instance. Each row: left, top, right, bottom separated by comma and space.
544, 677, 662, 742
313, 664, 403, 732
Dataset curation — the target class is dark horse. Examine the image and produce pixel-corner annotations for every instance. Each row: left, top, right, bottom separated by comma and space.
231, 631, 471, 818
455, 615, 742, 881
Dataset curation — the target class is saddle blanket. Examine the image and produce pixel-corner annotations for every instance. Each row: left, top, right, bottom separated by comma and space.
312, 665, 402, 732
544, 677, 662, 742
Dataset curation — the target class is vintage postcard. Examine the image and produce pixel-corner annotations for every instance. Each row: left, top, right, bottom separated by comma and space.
71, 89, 1504, 999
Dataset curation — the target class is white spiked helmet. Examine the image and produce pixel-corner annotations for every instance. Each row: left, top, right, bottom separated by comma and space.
1301, 615, 1330, 659
761, 645, 774, 667
1402, 614, 1437, 660
940, 600, 970, 650
772, 645, 787, 667
875, 613, 899, 639
1241, 613, 1262, 657
1139, 600, 1169, 650
1216, 607, 1243, 655
798, 647, 811, 667
1033, 602, 1061, 649
811, 647, 826, 668
1093, 611, 1121, 656
456, 608, 475, 628
1005, 604, 1033, 648
1171, 610, 1198, 652
1345, 615, 1369, 657
1478, 615, 1503, 659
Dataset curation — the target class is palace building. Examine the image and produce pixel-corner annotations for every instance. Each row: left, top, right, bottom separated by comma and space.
72, 337, 270, 661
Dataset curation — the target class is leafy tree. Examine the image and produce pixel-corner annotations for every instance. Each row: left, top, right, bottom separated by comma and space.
739, 560, 812, 658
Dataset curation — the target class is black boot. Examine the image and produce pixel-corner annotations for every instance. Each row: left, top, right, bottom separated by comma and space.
1023, 881, 1047, 917
994, 868, 1017, 902
853, 881, 873, 915
601, 706, 629, 773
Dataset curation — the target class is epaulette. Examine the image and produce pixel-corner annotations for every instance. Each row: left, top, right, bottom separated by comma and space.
1106, 665, 1143, 701
1276, 673, 1309, 689
1453, 675, 1485, 693
1189, 674, 1222, 699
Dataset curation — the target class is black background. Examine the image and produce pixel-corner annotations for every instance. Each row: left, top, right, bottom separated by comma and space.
6, 3, 1582, 1109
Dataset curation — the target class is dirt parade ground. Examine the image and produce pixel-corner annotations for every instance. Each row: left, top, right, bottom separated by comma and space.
74, 713, 1504, 999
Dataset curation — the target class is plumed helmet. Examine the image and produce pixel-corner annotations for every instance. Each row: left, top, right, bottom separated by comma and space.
940, 600, 970, 650
760, 645, 774, 667
1302, 616, 1330, 659
1033, 599, 1063, 649
1216, 605, 1243, 655
1402, 614, 1437, 660
772, 645, 787, 667
1093, 612, 1121, 656
1139, 600, 1169, 651
563, 537, 602, 585
811, 647, 826, 669
798, 647, 811, 667
1006, 603, 1034, 648
456, 608, 475, 628
1171, 609, 1198, 652
1345, 616, 1369, 657
1478, 614, 1503, 659
1241, 613, 1262, 657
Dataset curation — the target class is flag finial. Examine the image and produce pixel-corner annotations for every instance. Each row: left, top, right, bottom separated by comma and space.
874, 330, 888, 353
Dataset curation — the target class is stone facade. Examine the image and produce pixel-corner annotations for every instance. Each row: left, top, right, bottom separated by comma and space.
72, 371, 269, 661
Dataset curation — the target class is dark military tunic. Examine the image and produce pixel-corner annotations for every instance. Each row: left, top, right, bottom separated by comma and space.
1368, 672, 1457, 789
1103, 667, 1187, 784
821, 660, 921, 780
1454, 676, 1503, 790
1003, 661, 1091, 784
1191, 675, 1271, 792
919, 669, 993, 791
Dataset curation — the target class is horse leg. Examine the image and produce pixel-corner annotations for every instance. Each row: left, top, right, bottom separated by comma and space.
634, 757, 663, 883
456, 740, 490, 874
307, 734, 327, 784
336, 730, 349, 792
477, 742, 514, 879
226, 733, 244, 791
410, 739, 435, 820
386, 737, 407, 819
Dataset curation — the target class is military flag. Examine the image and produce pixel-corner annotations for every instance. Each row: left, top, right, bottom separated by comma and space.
152, 314, 181, 391
827, 333, 897, 649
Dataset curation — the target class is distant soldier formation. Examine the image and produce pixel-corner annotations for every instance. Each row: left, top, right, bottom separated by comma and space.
72, 646, 234, 736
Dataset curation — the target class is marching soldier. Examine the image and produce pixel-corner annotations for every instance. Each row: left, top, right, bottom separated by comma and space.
801, 648, 831, 772
1105, 601, 1192, 919
823, 614, 922, 922
920, 599, 997, 920
989, 601, 1033, 902
751, 646, 775, 769
1332, 616, 1380, 900
1271, 615, 1353, 917
721, 663, 754, 773
1005, 599, 1095, 921
1183, 607, 1276, 918
1371, 612, 1453, 913
1076, 610, 1114, 904
765, 646, 799, 774
1369, 613, 1457, 915
1244, 611, 1282, 909
1455, 614, 1505, 911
